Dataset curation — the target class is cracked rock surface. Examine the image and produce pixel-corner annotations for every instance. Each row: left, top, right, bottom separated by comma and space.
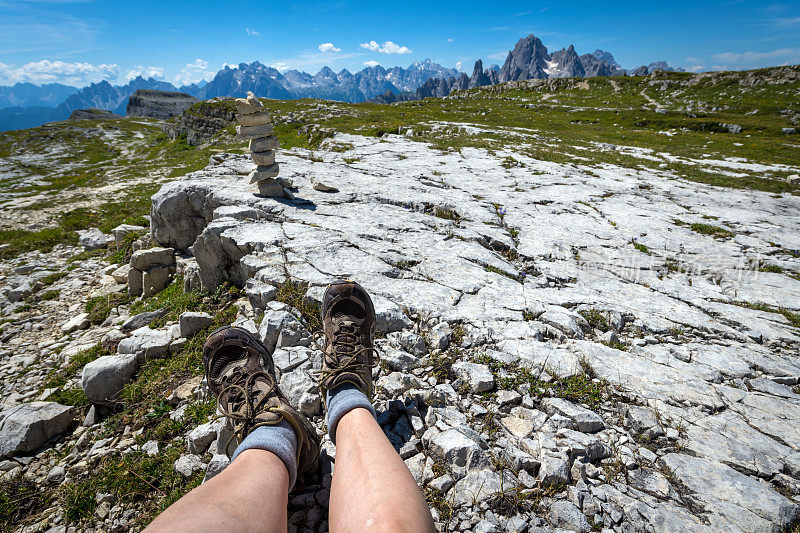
1, 130, 798, 532
146, 133, 800, 531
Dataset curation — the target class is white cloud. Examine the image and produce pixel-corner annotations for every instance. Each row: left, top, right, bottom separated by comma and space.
363, 60, 380, 67
712, 48, 800, 66
175, 58, 214, 85
271, 62, 289, 72
688, 65, 706, 72
359, 40, 412, 54
246, 28, 260, 36
318, 42, 341, 53
0, 59, 118, 85
456, 61, 463, 71
447, 38, 454, 42
126, 65, 164, 80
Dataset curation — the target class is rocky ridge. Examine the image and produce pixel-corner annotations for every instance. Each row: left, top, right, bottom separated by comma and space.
125, 90, 200, 120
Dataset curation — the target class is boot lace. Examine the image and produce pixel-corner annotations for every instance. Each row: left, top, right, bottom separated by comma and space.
216, 366, 279, 439
313, 321, 377, 383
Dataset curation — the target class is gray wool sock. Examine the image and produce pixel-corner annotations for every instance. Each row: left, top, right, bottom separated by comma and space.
326, 383, 377, 444
231, 420, 298, 489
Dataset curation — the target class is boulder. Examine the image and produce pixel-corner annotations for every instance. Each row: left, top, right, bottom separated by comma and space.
81, 354, 138, 405
142, 265, 173, 296
427, 428, 487, 471
187, 422, 217, 455
179, 311, 213, 338
204, 454, 231, 482
77, 228, 112, 251
117, 327, 172, 363
111, 224, 147, 246
121, 309, 166, 332
279, 368, 321, 416
258, 310, 295, 353
452, 361, 495, 392
130, 247, 175, 271
549, 500, 591, 532
452, 469, 503, 505
61, 313, 90, 334
174, 454, 204, 477
542, 398, 604, 433
0, 402, 75, 458
128, 268, 143, 296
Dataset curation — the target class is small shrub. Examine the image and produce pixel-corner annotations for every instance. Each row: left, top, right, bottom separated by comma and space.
579, 309, 610, 332
433, 207, 461, 222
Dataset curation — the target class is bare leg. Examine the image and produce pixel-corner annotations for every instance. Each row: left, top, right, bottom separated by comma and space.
144, 449, 288, 533
330, 408, 434, 533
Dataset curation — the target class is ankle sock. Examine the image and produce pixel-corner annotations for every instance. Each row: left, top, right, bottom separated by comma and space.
326, 383, 376, 444
231, 420, 298, 488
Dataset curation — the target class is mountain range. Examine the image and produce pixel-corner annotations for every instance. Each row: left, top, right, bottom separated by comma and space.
0, 35, 683, 131
373, 35, 684, 103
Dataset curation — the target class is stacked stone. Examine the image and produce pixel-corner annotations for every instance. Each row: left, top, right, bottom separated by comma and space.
128, 247, 176, 297
234, 91, 287, 197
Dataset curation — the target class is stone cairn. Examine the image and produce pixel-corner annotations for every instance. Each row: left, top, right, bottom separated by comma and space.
234, 91, 288, 197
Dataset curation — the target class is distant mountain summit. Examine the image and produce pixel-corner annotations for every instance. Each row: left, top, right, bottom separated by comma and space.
498, 34, 550, 82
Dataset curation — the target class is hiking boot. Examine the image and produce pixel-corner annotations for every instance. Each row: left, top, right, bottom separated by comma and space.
316, 280, 377, 398
203, 326, 319, 475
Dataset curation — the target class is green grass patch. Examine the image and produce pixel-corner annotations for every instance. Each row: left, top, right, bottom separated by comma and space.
689, 222, 735, 239
578, 309, 611, 332
61, 445, 203, 526
476, 354, 606, 410
130, 276, 203, 326
42, 344, 106, 391
0, 473, 55, 529
732, 301, 800, 328
433, 207, 462, 222
631, 240, 650, 254
39, 289, 60, 301
85, 292, 132, 325
275, 279, 321, 332
40, 271, 67, 286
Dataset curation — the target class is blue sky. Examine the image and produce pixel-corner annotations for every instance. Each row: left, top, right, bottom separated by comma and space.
0, 0, 798, 87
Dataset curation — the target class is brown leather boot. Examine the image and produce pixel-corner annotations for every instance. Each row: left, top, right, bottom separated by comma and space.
316, 280, 377, 399
203, 326, 319, 477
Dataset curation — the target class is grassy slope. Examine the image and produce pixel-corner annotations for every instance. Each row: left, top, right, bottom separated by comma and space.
1, 66, 798, 258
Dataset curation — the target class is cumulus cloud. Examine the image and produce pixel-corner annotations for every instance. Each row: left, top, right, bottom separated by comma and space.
359, 40, 412, 54
363, 60, 380, 67
456, 61, 463, 71
175, 58, 215, 85
246, 28, 260, 36
126, 65, 164, 80
318, 42, 341, 53
0, 60, 118, 85
271, 62, 289, 72
447, 38, 454, 42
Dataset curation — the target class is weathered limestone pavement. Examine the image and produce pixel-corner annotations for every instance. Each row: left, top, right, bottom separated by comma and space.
1, 127, 800, 532
235, 91, 289, 197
